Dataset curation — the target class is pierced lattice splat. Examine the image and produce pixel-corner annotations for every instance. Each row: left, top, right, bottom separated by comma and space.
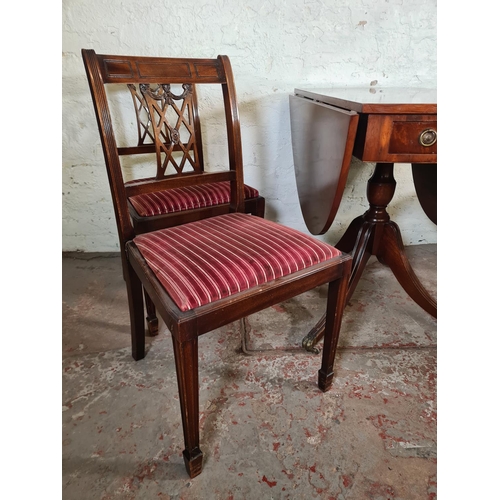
127, 84, 155, 145
139, 83, 201, 178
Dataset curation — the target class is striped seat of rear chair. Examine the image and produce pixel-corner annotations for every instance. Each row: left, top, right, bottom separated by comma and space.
133, 212, 342, 312
127, 180, 260, 217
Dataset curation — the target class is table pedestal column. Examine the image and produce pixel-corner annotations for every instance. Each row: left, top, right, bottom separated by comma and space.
302, 162, 437, 353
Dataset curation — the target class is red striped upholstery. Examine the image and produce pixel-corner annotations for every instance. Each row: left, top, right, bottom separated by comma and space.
127, 180, 260, 217
133, 212, 342, 312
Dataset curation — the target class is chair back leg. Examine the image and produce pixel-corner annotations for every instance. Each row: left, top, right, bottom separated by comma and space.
144, 290, 159, 335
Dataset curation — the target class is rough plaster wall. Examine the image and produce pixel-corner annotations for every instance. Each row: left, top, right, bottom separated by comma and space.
62, 0, 437, 252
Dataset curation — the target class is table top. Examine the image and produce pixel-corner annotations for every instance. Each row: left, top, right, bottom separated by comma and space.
294, 87, 437, 114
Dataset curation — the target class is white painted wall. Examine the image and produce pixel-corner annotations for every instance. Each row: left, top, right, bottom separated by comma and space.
62, 0, 437, 252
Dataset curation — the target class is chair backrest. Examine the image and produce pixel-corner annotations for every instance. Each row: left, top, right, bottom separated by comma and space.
81, 49, 246, 248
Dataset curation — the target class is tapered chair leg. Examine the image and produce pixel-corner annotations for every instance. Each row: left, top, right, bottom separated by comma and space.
172, 334, 203, 478
144, 289, 159, 336
318, 266, 351, 392
125, 261, 146, 361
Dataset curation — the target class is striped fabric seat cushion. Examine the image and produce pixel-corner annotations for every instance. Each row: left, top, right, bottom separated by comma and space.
127, 180, 259, 217
133, 212, 342, 312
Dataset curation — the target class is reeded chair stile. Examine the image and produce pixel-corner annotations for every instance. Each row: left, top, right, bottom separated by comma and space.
82, 49, 352, 478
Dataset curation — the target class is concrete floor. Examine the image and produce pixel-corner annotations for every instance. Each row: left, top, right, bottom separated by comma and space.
62, 245, 437, 500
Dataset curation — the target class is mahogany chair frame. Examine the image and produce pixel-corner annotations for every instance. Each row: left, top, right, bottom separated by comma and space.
82, 49, 352, 478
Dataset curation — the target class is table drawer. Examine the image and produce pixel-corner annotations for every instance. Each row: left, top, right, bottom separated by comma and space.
354, 114, 437, 163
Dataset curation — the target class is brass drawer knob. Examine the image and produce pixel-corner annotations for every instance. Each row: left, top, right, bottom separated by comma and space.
419, 128, 437, 147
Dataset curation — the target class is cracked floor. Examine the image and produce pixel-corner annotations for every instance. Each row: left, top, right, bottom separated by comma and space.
62, 244, 436, 499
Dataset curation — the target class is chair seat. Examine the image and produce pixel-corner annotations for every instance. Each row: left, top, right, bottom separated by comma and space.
127, 180, 260, 217
133, 212, 342, 312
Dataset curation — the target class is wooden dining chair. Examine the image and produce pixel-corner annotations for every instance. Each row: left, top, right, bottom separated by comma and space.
82, 49, 352, 478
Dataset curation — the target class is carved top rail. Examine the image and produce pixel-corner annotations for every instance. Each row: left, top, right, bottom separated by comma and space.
97, 54, 225, 84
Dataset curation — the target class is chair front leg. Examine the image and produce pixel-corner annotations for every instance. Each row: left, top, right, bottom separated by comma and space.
318, 267, 350, 392
125, 260, 146, 361
172, 334, 203, 478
